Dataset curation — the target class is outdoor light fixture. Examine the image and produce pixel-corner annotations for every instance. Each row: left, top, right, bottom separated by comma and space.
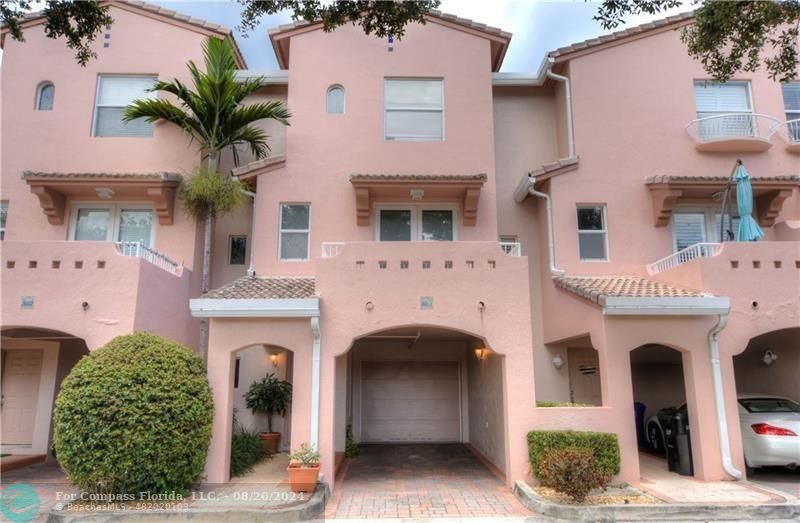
760, 349, 777, 366
95, 187, 115, 199
270, 354, 279, 368
474, 348, 487, 360
552, 354, 564, 369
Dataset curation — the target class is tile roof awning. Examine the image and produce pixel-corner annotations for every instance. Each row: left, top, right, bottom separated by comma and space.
349, 173, 487, 226
554, 275, 730, 316
645, 175, 800, 227
22, 171, 181, 226
203, 275, 316, 300
191, 276, 318, 318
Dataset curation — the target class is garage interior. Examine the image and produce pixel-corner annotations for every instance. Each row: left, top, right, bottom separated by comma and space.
630, 344, 694, 476
333, 326, 507, 478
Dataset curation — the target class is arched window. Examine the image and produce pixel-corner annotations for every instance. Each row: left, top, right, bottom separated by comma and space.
36, 82, 55, 111
326, 85, 345, 114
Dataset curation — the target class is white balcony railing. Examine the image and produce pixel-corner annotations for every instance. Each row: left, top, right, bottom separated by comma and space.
769, 118, 800, 145
686, 113, 780, 143
116, 242, 182, 275
499, 242, 522, 256
647, 242, 722, 275
321, 242, 345, 258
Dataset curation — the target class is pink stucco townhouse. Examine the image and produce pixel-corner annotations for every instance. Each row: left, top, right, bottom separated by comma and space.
1, 1, 798, 492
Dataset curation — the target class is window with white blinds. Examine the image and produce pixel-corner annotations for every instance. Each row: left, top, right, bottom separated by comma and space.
694, 81, 751, 116
93, 75, 156, 137
70, 204, 154, 246
673, 213, 706, 251
385, 79, 443, 141
782, 83, 800, 141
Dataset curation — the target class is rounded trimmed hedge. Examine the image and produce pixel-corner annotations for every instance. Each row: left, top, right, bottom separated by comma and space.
54, 332, 214, 495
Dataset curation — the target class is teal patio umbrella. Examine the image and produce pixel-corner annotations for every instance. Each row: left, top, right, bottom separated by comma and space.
734, 164, 764, 242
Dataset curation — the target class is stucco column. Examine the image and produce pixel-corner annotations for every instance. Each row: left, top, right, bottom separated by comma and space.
318, 349, 337, 490
502, 348, 537, 487
204, 330, 234, 484
681, 343, 723, 481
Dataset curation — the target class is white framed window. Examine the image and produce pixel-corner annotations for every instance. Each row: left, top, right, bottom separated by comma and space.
93, 75, 157, 137
576, 205, 608, 261
782, 82, 800, 141
326, 85, 345, 114
36, 82, 55, 110
279, 203, 310, 261
693, 81, 753, 138
229, 235, 247, 265
672, 208, 741, 251
69, 203, 155, 246
384, 78, 443, 141
375, 205, 457, 241
0, 201, 8, 240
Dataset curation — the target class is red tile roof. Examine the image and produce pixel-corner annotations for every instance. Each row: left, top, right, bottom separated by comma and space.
203, 276, 316, 300
554, 275, 705, 305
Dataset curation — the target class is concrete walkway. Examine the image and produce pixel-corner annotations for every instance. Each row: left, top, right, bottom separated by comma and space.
324, 444, 532, 519
748, 467, 800, 500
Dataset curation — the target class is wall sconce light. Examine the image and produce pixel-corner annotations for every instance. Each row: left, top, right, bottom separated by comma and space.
474, 347, 487, 360
552, 354, 564, 369
95, 187, 115, 199
760, 349, 777, 366
270, 354, 279, 368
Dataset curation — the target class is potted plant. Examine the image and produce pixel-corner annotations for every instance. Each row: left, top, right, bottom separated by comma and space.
287, 443, 320, 493
244, 373, 292, 454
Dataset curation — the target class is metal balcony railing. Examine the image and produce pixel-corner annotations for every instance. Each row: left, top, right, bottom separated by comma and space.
321, 242, 345, 258
769, 118, 800, 145
647, 242, 722, 274
499, 242, 521, 256
686, 113, 780, 143
115, 242, 181, 275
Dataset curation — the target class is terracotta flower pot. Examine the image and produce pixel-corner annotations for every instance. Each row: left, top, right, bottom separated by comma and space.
259, 432, 281, 454
287, 462, 320, 493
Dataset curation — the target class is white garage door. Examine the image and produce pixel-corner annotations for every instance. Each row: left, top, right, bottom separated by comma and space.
361, 360, 460, 442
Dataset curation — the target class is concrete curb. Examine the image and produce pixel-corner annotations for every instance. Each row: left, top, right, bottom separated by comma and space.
47, 483, 329, 523
513, 480, 800, 522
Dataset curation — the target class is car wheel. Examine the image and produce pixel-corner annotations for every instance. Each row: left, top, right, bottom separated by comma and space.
648, 423, 666, 455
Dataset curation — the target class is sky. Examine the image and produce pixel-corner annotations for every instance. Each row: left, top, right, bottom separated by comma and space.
153, 0, 690, 72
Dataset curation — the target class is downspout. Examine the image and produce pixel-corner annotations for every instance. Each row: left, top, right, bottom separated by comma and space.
310, 316, 321, 451
546, 57, 575, 158
240, 187, 257, 277
528, 181, 565, 276
708, 313, 743, 480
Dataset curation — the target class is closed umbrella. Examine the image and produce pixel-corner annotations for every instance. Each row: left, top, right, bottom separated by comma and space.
735, 164, 764, 242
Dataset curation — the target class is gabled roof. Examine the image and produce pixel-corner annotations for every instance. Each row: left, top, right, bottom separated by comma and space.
1, 0, 246, 67
549, 11, 695, 63
269, 10, 511, 71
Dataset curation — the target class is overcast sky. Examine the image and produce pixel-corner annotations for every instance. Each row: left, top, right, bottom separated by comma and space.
154, 0, 689, 71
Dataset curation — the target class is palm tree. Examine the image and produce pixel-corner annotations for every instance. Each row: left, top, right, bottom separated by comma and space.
124, 36, 290, 357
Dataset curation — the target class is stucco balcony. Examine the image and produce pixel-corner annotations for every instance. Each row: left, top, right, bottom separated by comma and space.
685, 113, 780, 152
1, 241, 195, 349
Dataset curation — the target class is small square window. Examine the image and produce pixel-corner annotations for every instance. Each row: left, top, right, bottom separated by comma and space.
577, 206, 608, 261
229, 235, 247, 265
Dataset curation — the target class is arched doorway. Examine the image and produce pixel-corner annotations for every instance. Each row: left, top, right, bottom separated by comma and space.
629, 344, 695, 477
1, 327, 89, 460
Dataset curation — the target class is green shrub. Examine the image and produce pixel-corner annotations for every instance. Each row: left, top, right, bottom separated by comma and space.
536, 401, 593, 408
538, 447, 610, 502
345, 425, 360, 458
527, 430, 620, 478
54, 332, 213, 495
231, 425, 268, 477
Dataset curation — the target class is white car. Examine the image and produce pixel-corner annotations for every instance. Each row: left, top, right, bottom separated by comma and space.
738, 393, 800, 471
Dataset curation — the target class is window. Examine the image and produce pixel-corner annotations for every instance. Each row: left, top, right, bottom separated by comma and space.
36, 82, 55, 110
377, 206, 455, 241
499, 235, 520, 255
693, 81, 753, 138
0, 201, 8, 240
782, 82, 800, 141
229, 235, 247, 265
327, 85, 345, 114
384, 79, 443, 141
93, 75, 156, 137
672, 209, 741, 251
70, 204, 154, 246
279, 204, 310, 261
576, 206, 608, 261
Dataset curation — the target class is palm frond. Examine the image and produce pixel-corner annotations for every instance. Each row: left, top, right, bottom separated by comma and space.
226, 125, 272, 160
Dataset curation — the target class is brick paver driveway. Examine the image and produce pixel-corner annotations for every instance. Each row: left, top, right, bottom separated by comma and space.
324, 444, 532, 519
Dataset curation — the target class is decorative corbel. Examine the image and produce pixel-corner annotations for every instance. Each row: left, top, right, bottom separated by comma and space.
355, 188, 370, 226
649, 187, 683, 227
756, 188, 793, 227
29, 185, 66, 225
463, 188, 480, 226
146, 185, 178, 225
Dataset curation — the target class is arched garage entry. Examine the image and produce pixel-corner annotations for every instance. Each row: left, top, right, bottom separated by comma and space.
333, 325, 507, 478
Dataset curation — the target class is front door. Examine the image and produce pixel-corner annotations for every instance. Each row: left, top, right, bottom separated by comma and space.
1, 350, 43, 445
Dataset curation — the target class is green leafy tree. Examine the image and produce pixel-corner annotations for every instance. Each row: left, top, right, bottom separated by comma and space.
0, 0, 112, 65
244, 373, 292, 434
124, 37, 290, 357
595, 0, 800, 82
